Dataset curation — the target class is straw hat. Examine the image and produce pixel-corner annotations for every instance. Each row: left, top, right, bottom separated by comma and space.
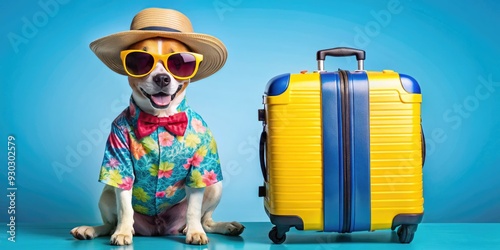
90, 8, 227, 82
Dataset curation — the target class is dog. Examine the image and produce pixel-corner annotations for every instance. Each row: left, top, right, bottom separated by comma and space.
70, 8, 244, 246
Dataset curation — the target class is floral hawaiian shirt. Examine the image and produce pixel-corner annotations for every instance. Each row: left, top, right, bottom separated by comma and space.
98, 97, 223, 216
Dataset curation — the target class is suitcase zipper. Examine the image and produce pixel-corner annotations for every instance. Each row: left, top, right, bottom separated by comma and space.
339, 69, 352, 233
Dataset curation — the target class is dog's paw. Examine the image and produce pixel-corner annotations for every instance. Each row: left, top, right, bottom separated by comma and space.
186, 230, 209, 245
110, 232, 133, 246
224, 222, 245, 236
70, 226, 96, 240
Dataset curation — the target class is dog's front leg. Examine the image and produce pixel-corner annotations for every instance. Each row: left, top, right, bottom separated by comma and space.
184, 187, 208, 245
110, 188, 134, 246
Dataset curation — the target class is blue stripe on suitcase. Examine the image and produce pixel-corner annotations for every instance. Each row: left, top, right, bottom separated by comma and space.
349, 71, 371, 232
321, 73, 343, 232
321, 71, 371, 232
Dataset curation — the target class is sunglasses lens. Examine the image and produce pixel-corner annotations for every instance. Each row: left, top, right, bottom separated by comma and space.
125, 52, 154, 76
167, 53, 197, 78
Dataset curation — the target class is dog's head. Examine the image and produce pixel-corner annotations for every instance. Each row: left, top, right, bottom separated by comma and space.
127, 38, 191, 117
91, 8, 228, 117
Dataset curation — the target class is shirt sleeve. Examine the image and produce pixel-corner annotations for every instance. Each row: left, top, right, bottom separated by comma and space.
98, 121, 135, 190
186, 126, 223, 188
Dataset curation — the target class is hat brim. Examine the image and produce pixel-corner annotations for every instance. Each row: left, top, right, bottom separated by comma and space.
90, 30, 227, 82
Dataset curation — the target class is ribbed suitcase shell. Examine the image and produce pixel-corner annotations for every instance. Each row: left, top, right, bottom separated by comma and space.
264, 72, 324, 230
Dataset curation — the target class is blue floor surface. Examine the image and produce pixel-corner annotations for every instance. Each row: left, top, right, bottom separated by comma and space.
1, 222, 499, 249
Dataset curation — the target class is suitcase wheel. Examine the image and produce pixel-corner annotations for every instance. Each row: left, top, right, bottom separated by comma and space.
397, 224, 417, 244
269, 226, 286, 244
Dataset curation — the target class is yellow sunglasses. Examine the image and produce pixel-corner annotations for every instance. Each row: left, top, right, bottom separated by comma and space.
120, 50, 203, 79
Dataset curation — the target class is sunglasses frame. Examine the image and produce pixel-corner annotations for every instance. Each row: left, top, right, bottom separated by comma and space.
120, 50, 204, 79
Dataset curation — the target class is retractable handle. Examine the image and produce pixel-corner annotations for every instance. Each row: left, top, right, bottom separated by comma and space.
316, 47, 366, 71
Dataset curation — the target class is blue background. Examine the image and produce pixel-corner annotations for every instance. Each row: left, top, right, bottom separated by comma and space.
1, 0, 499, 226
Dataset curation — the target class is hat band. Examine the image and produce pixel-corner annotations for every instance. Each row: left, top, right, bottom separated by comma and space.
138, 26, 181, 32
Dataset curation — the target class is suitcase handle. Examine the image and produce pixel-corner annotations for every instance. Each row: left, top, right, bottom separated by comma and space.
421, 126, 426, 167
259, 129, 268, 182
316, 47, 366, 71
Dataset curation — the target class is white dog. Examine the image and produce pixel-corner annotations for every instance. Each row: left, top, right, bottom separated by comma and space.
70, 8, 244, 245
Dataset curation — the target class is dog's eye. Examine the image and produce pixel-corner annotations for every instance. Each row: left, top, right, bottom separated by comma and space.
142, 47, 147, 51
172, 57, 182, 70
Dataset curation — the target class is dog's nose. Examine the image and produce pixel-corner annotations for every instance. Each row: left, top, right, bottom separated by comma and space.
153, 74, 170, 88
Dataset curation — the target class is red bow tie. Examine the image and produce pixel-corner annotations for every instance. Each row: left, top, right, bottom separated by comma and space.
135, 111, 188, 139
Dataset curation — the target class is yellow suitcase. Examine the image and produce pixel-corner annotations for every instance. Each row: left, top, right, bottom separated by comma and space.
258, 47, 424, 244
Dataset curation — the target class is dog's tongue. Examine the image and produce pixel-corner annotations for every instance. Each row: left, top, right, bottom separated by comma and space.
151, 94, 171, 106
